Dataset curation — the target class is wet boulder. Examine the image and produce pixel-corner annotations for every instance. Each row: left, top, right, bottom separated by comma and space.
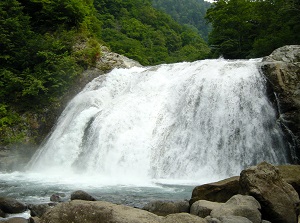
0, 197, 27, 214
2, 217, 30, 223
164, 213, 207, 223
142, 200, 189, 216
28, 203, 55, 218
40, 200, 163, 223
70, 190, 96, 201
190, 200, 223, 218
49, 193, 66, 203
239, 162, 300, 223
190, 176, 240, 205
210, 194, 261, 223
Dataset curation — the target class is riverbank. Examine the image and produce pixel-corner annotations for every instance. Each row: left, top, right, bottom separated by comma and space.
1, 162, 299, 223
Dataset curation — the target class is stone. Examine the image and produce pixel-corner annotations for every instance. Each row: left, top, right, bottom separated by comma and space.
164, 213, 207, 223
28, 203, 55, 217
190, 200, 223, 218
49, 193, 65, 202
142, 200, 189, 216
277, 164, 300, 196
218, 216, 252, 223
29, 217, 40, 223
0, 208, 5, 217
3, 217, 29, 223
205, 216, 221, 223
239, 162, 300, 223
70, 190, 96, 201
261, 45, 300, 163
0, 197, 27, 214
190, 176, 240, 205
210, 194, 261, 223
40, 200, 162, 223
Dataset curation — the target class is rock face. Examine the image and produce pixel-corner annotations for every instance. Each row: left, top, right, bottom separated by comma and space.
0, 197, 27, 214
210, 195, 261, 223
261, 45, 300, 163
239, 162, 300, 223
142, 200, 189, 216
189, 176, 240, 205
40, 200, 162, 223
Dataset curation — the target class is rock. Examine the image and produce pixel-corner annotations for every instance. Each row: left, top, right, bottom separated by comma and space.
28, 203, 55, 218
0, 197, 27, 214
190, 200, 223, 218
49, 193, 65, 202
205, 216, 221, 223
218, 216, 253, 223
261, 45, 300, 163
239, 162, 300, 223
277, 164, 300, 196
2, 217, 30, 223
0, 208, 5, 217
29, 217, 40, 223
70, 190, 96, 201
142, 200, 189, 216
40, 200, 162, 223
164, 213, 207, 223
210, 194, 261, 223
190, 176, 240, 205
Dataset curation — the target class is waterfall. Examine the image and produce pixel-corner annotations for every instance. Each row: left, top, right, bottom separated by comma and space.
29, 59, 289, 184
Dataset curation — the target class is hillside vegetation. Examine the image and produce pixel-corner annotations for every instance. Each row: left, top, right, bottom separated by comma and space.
151, 0, 211, 41
206, 0, 300, 58
0, 0, 210, 146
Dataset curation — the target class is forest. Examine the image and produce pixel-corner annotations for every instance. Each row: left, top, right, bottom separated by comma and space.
0, 0, 300, 146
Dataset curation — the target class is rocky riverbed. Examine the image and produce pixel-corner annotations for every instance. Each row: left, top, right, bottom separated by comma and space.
1, 162, 299, 223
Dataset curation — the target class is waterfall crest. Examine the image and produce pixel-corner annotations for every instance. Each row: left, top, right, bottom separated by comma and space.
29, 59, 288, 184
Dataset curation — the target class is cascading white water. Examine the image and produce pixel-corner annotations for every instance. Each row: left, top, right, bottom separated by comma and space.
29, 59, 288, 184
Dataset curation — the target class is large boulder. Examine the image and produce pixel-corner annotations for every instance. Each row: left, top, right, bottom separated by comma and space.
239, 162, 300, 223
190, 200, 223, 218
142, 200, 189, 216
261, 45, 300, 163
0, 197, 27, 214
190, 176, 240, 205
28, 203, 55, 218
164, 213, 207, 223
40, 200, 162, 223
70, 190, 96, 201
277, 164, 300, 196
210, 195, 261, 223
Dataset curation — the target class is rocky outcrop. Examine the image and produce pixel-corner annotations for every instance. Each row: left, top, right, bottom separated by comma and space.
142, 200, 189, 216
189, 176, 240, 205
239, 162, 300, 223
261, 45, 300, 163
210, 195, 261, 223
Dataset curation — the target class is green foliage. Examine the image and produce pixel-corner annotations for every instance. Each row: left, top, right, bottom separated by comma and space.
151, 0, 212, 41
206, 0, 300, 58
94, 0, 210, 65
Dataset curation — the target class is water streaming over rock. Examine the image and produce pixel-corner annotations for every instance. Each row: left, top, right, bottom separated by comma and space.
29, 59, 289, 184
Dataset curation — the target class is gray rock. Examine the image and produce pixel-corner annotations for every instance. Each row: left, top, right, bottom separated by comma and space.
190, 200, 223, 218
240, 162, 300, 223
205, 216, 221, 223
210, 194, 261, 223
261, 45, 300, 162
190, 176, 240, 205
143, 200, 189, 216
49, 193, 65, 202
164, 213, 207, 223
218, 216, 253, 223
40, 200, 162, 223
0, 197, 27, 214
28, 203, 55, 218
70, 190, 96, 201
2, 217, 29, 223
277, 164, 300, 196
